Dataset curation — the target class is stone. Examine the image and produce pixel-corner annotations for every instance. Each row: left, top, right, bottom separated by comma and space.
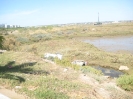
63, 68, 68, 72
15, 86, 22, 89
0, 50, 6, 54
119, 66, 129, 70
72, 60, 87, 66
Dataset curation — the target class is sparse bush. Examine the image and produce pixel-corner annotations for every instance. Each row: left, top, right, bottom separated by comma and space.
0, 35, 4, 49
35, 89, 69, 99
65, 30, 74, 34
105, 85, 132, 99
81, 66, 103, 75
3, 36, 21, 50
0, 28, 7, 35
117, 74, 133, 91
55, 58, 80, 70
16, 37, 29, 44
20, 76, 84, 99
30, 33, 52, 42
27, 45, 38, 54
56, 32, 63, 35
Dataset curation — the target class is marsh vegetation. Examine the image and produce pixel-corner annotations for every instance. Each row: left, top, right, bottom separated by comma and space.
0, 23, 133, 98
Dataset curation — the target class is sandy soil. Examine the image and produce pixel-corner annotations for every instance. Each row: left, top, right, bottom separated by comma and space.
0, 86, 28, 99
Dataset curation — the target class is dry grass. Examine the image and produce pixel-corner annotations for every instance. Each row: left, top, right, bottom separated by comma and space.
0, 22, 133, 99
17, 37, 133, 75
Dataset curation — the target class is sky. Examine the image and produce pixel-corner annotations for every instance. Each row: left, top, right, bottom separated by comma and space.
0, 0, 133, 26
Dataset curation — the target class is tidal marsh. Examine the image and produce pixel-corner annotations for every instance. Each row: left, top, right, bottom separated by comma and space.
0, 23, 133, 98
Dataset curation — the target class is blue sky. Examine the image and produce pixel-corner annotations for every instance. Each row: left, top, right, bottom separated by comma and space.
0, 0, 133, 26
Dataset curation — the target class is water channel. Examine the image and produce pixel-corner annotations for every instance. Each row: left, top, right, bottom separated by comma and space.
92, 66, 124, 78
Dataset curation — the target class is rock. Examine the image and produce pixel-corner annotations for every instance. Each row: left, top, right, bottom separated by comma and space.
0, 50, 6, 54
72, 60, 87, 66
15, 86, 22, 89
119, 66, 129, 70
63, 68, 68, 72
44, 53, 63, 60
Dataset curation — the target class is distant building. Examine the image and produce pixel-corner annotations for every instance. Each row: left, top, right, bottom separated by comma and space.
0, 24, 20, 28
13, 25, 16, 28
112, 21, 119, 23
7, 25, 11, 28
0, 24, 7, 28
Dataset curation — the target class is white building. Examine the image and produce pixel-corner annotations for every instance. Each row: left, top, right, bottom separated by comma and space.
0, 24, 7, 28
0, 24, 20, 28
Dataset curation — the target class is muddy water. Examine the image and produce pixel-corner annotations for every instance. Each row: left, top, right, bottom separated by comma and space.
83, 36, 133, 77
92, 66, 124, 78
84, 36, 133, 54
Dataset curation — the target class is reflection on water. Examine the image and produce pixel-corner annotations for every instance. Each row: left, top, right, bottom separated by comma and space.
84, 36, 133, 54
92, 66, 124, 78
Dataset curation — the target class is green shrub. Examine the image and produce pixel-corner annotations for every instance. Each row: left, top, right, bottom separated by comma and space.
55, 58, 80, 70
3, 37, 20, 50
0, 36, 3, 48
30, 33, 52, 42
0, 35, 4, 49
117, 74, 133, 91
0, 28, 8, 35
81, 66, 103, 75
16, 37, 29, 44
55, 58, 104, 74
35, 89, 69, 99
30, 45, 38, 54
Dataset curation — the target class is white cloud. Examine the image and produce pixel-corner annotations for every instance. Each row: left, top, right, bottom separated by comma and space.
12, 9, 39, 16
0, 9, 39, 19
7, 9, 39, 17
0, 9, 39, 26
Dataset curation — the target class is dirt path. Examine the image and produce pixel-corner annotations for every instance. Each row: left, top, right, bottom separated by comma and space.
43, 59, 133, 99
0, 86, 28, 99
78, 74, 133, 99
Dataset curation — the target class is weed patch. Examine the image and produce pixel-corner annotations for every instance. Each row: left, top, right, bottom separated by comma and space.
30, 33, 52, 42
81, 66, 103, 75
117, 74, 133, 91
20, 76, 90, 99
55, 58, 80, 70
34, 89, 69, 99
